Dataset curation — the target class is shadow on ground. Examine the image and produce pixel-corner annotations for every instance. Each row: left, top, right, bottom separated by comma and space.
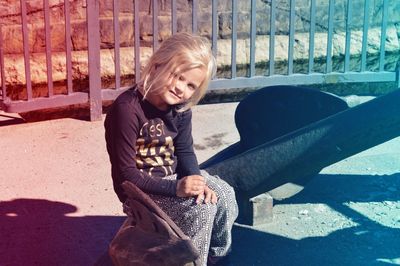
230, 173, 400, 266
1, 173, 399, 266
0, 114, 25, 127
0, 101, 116, 126
0, 199, 124, 266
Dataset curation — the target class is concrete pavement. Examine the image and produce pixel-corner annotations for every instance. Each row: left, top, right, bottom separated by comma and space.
1, 99, 400, 266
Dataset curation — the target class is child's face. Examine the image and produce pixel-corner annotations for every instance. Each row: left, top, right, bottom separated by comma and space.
152, 67, 205, 110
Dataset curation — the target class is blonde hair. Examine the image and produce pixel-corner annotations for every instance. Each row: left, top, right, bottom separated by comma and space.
137, 32, 216, 111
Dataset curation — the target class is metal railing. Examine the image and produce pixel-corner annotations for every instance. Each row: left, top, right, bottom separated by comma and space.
0, 0, 398, 121
208, 0, 399, 90
0, 0, 87, 115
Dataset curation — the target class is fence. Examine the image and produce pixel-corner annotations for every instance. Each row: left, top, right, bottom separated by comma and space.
0, 0, 399, 121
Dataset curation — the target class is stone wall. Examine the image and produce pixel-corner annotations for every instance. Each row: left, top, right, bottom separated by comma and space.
1, 0, 399, 88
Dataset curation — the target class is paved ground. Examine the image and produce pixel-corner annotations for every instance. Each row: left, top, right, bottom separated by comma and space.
1, 99, 400, 266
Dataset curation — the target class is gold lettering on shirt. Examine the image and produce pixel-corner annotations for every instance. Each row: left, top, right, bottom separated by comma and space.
136, 138, 159, 157
135, 119, 175, 176
156, 123, 164, 136
140, 120, 165, 138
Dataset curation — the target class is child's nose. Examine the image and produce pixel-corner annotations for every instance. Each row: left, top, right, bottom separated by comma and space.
175, 80, 185, 93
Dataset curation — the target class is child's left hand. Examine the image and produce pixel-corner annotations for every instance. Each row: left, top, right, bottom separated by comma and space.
196, 185, 218, 205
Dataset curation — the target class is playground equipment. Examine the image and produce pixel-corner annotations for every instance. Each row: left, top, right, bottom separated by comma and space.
202, 86, 400, 224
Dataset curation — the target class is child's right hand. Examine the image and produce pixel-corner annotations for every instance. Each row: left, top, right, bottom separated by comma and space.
176, 175, 206, 198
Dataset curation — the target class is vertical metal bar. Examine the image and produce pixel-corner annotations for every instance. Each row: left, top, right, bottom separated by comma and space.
397, 67, 400, 89
171, 0, 177, 34
288, 0, 295, 75
64, 0, 73, 94
308, 0, 316, 73
249, 0, 256, 77
0, 26, 6, 99
113, 0, 121, 89
153, 0, 159, 50
134, 0, 141, 83
379, 0, 388, 72
43, 0, 54, 96
326, 0, 334, 73
344, 0, 352, 72
212, 0, 218, 57
86, 0, 102, 121
20, 0, 32, 100
269, 0, 276, 76
361, 0, 370, 72
231, 0, 237, 79
192, 0, 198, 33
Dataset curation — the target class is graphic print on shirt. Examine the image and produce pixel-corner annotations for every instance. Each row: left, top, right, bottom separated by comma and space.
135, 118, 175, 176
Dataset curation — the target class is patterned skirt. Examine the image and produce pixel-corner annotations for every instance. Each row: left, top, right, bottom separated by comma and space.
123, 170, 238, 266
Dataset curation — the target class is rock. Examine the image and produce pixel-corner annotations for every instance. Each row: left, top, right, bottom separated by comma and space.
298, 209, 309, 216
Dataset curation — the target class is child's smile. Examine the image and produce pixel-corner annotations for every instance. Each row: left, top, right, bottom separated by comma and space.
168, 88, 183, 100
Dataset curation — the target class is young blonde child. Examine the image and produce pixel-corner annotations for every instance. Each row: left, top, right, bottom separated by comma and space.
105, 32, 238, 265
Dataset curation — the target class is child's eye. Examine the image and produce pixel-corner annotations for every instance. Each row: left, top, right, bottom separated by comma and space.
188, 83, 196, 91
178, 75, 185, 81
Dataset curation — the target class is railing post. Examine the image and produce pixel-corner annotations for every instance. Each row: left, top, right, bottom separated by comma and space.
20, 0, 33, 100
87, 0, 102, 121
0, 25, 6, 102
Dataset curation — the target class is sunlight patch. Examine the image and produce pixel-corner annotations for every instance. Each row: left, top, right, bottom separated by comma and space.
256, 203, 359, 240
376, 257, 400, 265
345, 201, 400, 229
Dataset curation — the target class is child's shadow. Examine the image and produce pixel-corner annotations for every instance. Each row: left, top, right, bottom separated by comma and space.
0, 198, 125, 266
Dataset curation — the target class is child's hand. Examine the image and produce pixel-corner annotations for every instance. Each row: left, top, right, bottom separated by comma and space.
197, 185, 218, 205
176, 175, 206, 198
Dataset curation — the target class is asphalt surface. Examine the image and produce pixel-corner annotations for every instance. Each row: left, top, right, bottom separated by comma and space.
1, 99, 399, 266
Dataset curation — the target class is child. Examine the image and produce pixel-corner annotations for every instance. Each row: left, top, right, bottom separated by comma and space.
105, 32, 238, 265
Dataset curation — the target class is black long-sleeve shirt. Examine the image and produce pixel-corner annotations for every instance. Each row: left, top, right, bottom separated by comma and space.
104, 88, 201, 202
